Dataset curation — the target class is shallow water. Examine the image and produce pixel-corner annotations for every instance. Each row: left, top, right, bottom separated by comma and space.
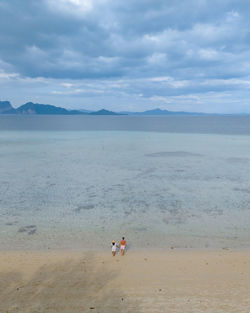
0, 116, 250, 250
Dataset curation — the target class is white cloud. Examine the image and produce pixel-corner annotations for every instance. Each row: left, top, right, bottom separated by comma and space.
149, 96, 171, 104
61, 83, 74, 88
0, 70, 19, 80
198, 48, 220, 60
150, 76, 189, 88
226, 10, 240, 21
46, 0, 93, 14
51, 89, 88, 95
147, 53, 167, 65
46, 0, 109, 16
201, 78, 250, 88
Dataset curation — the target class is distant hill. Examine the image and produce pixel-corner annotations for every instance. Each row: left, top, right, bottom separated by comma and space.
90, 109, 122, 115
0, 101, 120, 115
0, 101, 16, 114
79, 109, 93, 113
16, 102, 85, 115
120, 108, 205, 115
138, 108, 197, 115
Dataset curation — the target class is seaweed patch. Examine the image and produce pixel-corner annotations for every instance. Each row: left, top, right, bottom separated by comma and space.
18, 225, 37, 235
145, 151, 202, 158
226, 157, 250, 164
74, 204, 95, 213
234, 187, 250, 194
163, 215, 186, 225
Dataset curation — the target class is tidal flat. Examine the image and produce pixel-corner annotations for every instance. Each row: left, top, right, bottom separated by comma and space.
0, 116, 250, 250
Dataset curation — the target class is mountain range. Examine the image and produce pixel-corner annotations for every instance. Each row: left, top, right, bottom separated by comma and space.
0, 100, 246, 116
0, 101, 16, 114
0, 101, 121, 115
119, 108, 207, 115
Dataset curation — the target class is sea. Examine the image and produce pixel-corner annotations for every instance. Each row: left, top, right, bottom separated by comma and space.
0, 115, 250, 250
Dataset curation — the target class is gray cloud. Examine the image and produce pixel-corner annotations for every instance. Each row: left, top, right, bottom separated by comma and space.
1, 0, 250, 112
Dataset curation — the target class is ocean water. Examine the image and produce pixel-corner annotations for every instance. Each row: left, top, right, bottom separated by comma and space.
0, 115, 250, 250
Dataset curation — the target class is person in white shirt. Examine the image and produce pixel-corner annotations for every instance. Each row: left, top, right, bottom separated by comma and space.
111, 240, 118, 256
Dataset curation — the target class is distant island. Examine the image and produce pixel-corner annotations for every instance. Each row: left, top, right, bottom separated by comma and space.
0, 100, 248, 116
0, 101, 122, 115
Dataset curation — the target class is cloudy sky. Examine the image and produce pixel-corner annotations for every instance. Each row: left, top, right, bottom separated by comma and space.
1, 0, 250, 112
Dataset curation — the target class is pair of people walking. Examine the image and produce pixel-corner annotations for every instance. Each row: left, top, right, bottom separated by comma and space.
111, 237, 126, 256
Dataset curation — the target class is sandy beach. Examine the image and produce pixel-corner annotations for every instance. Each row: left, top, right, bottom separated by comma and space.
0, 249, 249, 313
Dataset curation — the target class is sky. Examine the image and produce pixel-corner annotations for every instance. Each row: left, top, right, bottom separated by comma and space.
1, 0, 250, 113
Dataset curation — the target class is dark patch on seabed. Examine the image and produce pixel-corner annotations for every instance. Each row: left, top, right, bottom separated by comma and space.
124, 208, 137, 216
5, 221, 18, 226
162, 205, 188, 225
234, 187, 250, 194
226, 157, 250, 164
163, 215, 187, 225
204, 207, 224, 217
131, 226, 148, 232
145, 151, 202, 157
18, 225, 37, 235
74, 204, 95, 213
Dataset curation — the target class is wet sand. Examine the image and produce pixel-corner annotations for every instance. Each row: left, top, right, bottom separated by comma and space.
0, 250, 250, 313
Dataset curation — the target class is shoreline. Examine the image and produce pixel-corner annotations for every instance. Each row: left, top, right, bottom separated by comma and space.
0, 246, 250, 252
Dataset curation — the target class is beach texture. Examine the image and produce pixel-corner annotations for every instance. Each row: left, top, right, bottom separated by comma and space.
0, 250, 250, 313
